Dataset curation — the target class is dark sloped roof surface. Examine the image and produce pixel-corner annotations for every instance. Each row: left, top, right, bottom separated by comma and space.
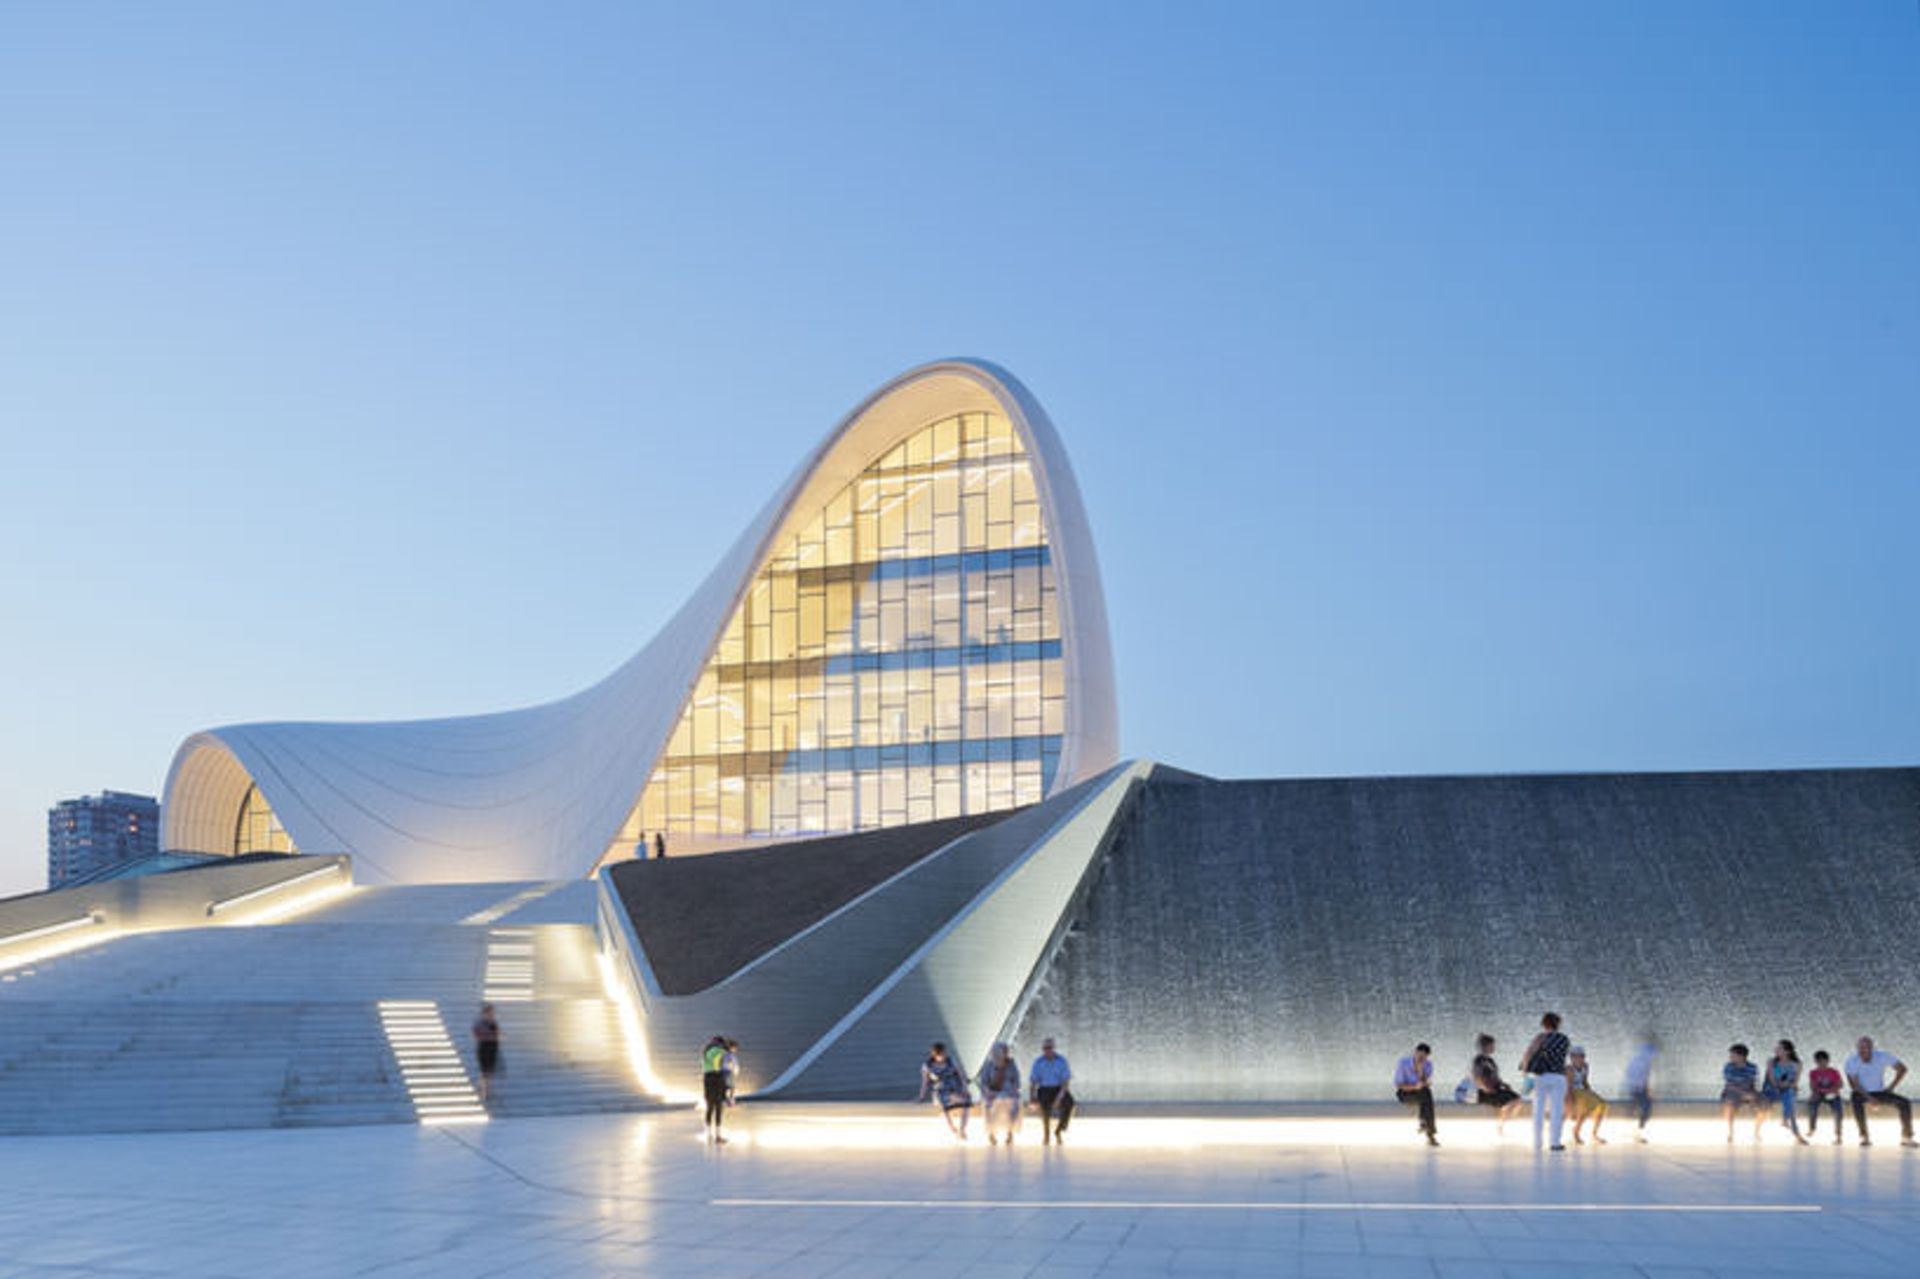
611, 810, 1017, 995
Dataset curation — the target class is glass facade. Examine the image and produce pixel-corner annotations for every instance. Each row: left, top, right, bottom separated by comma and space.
233, 782, 296, 855
605, 409, 1066, 854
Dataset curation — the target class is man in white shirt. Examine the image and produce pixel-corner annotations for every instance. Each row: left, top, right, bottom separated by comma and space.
1843, 1036, 1917, 1148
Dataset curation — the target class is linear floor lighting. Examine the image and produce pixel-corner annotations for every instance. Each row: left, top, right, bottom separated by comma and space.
482, 928, 535, 1003
0, 914, 115, 975
462, 884, 560, 927
377, 1001, 488, 1126
207, 864, 351, 924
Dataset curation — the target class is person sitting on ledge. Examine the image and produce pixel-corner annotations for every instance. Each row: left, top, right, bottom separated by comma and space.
1394, 1043, 1439, 1147
1721, 1043, 1766, 1144
1567, 1046, 1609, 1146
1470, 1034, 1527, 1135
1844, 1036, 1918, 1148
1806, 1050, 1846, 1145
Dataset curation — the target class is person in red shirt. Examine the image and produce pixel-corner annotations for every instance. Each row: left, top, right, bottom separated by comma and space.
1807, 1050, 1845, 1145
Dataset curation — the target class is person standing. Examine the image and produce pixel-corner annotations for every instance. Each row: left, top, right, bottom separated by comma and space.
1767, 1040, 1810, 1146
702, 1034, 738, 1144
654, 831, 668, 860
1844, 1036, 1917, 1148
1623, 1036, 1659, 1143
1471, 1034, 1527, 1135
1029, 1037, 1074, 1145
1806, 1050, 1845, 1145
977, 1042, 1023, 1146
1394, 1043, 1439, 1147
471, 1003, 501, 1105
918, 1041, 973, 1140
1518, 1012, 1571, 1152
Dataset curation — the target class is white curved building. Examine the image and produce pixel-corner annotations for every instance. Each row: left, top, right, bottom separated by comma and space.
162, 360, 1118, 884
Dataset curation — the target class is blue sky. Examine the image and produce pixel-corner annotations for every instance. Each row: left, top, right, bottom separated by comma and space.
2, 3, 1916, 893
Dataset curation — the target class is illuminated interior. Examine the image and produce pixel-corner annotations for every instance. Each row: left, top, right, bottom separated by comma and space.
233, 783, 297, 856
606, 409, 1066, 851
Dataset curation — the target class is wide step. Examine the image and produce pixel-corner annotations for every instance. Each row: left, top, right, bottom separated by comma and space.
0, 884, 658, 1134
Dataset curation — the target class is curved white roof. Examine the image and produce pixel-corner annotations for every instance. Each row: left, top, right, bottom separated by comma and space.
162, 359, 1119, 884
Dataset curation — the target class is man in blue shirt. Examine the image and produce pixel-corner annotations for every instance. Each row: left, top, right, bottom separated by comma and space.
1395, 1043, 1439, 1147
1029, 1037, 1074, 1145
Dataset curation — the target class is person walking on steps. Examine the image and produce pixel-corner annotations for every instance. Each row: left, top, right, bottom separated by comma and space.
1518, 1012, 1571, 1152
654, 831, 668, 860
1394, 1043, 1440, 1147
702, 1035, 738, 1144
1029, 1037, 1074, 1145
472, 1003, 501, 1105
1845, 1036, 1918, 1148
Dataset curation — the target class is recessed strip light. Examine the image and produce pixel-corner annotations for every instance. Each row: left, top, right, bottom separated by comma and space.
482, 928, 537, 1003
377, 1001, 487, 1125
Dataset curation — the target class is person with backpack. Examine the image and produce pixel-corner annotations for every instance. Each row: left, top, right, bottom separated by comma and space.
702, 1035, 738, 1144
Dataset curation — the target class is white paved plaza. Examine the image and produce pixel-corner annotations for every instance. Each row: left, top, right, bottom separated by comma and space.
0, 1105, 1915, 1277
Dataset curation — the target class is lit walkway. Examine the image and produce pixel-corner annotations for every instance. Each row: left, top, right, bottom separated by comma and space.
0, 1105, 1914, 1276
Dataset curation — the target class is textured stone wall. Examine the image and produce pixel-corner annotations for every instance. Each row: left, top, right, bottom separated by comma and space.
1015, 768, 1920, 1101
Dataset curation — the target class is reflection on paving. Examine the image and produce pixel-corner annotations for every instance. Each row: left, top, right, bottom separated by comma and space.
0, 1103, 1914, 1277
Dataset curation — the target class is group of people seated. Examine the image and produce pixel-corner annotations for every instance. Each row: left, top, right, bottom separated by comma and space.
1394, 1014, 1917, 1151
918, 1037, 1076, 1144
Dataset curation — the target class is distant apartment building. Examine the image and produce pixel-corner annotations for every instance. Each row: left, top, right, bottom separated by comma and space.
47, 791, 160, 888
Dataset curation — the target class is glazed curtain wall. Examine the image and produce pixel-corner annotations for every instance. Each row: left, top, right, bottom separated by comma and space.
607, 410, 1066, 849
233, 783, 297, 855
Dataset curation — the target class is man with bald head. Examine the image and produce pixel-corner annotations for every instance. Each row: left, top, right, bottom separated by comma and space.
1844, 1036, 1917, 1148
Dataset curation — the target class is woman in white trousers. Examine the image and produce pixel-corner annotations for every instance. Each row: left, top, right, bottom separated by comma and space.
1519, 1012, 1572, 1152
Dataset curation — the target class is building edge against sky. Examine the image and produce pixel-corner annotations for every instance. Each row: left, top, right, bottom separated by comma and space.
159, 360, 1119, 885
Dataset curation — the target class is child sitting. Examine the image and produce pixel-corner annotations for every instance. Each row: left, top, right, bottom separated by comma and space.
1721, 1043, 1765, 1144
1806, 1050, 1845, 1145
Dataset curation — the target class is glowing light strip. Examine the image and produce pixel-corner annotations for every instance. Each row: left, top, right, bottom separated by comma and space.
483, 928, 537, 1003
0, 914, 99, 947
680, 1113, 1875, 1153
205, 864, 344, 916
377, 1001, 488, 1125
0, 916, 117, 974
594, 946, 698, 1105
461, 886, 558, 926
713, 1199, 1821, 1214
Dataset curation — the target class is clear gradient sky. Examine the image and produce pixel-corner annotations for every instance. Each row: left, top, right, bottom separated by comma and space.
2, 4, 1916, 894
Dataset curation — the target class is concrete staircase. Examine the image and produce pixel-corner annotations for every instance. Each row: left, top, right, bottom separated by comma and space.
0, 881, 659, 1134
